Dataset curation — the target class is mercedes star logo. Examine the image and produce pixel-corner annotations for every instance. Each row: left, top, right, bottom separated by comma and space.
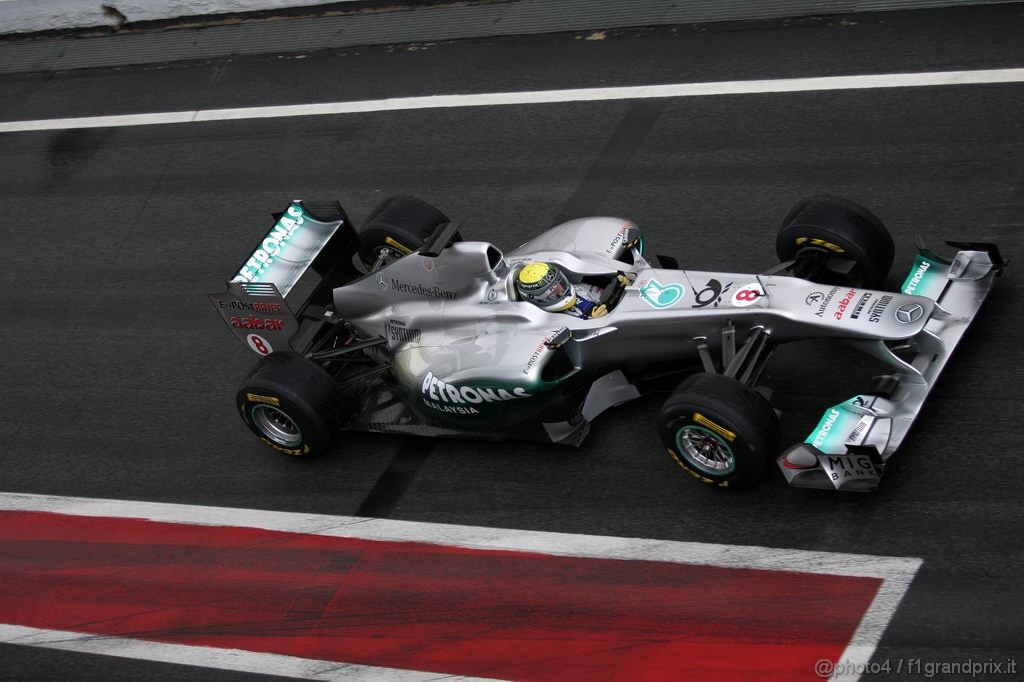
895, 303, 924, 324
376, 273, 388, 290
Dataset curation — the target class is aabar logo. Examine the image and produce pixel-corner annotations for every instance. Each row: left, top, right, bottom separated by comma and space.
833, 288, 858, 321
231, 315, 285, 331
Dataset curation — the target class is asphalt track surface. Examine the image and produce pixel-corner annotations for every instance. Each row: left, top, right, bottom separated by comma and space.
1, 4, 1023, 680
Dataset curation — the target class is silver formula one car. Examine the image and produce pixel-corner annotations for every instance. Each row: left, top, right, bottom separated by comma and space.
209, 195, 1004, 491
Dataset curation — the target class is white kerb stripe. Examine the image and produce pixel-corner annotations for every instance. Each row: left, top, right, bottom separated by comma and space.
0, 493, 922, 682
1, 67, 1021, 133
0, 624, 497, 681
0, 492, 921, 577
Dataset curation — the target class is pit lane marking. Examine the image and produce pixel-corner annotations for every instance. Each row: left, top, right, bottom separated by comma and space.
0, 67, 1021, 132
0, 493, 920, 681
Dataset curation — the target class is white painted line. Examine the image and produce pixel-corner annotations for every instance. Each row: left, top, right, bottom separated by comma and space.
1, 68, 1022, 133
0, 624, 490, 682
0, 493, 922, 682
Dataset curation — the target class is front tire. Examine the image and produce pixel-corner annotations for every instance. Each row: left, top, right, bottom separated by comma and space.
237, 352, 346, 457
776, 194, 895, 288
658, 374, 780, 489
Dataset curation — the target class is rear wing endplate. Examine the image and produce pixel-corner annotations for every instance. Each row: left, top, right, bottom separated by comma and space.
209, 281, 299, 356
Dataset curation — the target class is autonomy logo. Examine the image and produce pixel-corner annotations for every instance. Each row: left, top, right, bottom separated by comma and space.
639, 278, 685, 309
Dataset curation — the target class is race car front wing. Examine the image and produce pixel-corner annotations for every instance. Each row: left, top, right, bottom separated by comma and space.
778, 242, 1005, 492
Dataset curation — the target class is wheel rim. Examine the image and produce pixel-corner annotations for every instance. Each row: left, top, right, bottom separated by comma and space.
367, 245, 403, 270
675, 425, 735, 475
251, 405, 302, 448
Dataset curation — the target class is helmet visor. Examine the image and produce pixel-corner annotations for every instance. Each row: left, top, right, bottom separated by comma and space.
518, 264, 575, 310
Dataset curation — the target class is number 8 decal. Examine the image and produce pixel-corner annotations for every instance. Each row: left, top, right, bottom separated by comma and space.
247, 334, 273, 355
730, 283, 765, 307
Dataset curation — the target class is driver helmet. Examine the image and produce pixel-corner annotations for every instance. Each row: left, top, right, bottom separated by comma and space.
516, 262, 577, 312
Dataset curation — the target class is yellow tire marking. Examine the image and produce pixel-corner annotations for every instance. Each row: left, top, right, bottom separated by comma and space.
694, 413, 736, 442
384, 236, 413, 254
795, 236, 845, 253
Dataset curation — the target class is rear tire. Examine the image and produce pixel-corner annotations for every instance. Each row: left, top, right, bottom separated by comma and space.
358, 195, 454, 269
658, 373, 780, 489
776, 194, 894, 288
237, 352, 345, 457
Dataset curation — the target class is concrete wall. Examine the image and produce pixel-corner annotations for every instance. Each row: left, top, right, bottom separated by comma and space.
1, 0, 1019, 35
0, 0, 355, 34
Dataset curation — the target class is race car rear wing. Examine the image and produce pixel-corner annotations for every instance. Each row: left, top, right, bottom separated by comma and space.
230, 200, 353, 298
777, 241, 1005, 492
208, 200, 362, 356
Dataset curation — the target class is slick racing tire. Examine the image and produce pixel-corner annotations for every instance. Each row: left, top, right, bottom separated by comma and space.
358, 195, 456, 269
776, 194, 895, 289
658, 373, 780, 489
236, 351, 345, 458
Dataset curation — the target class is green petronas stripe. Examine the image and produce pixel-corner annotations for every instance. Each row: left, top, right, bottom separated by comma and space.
900, 253, 946, 299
